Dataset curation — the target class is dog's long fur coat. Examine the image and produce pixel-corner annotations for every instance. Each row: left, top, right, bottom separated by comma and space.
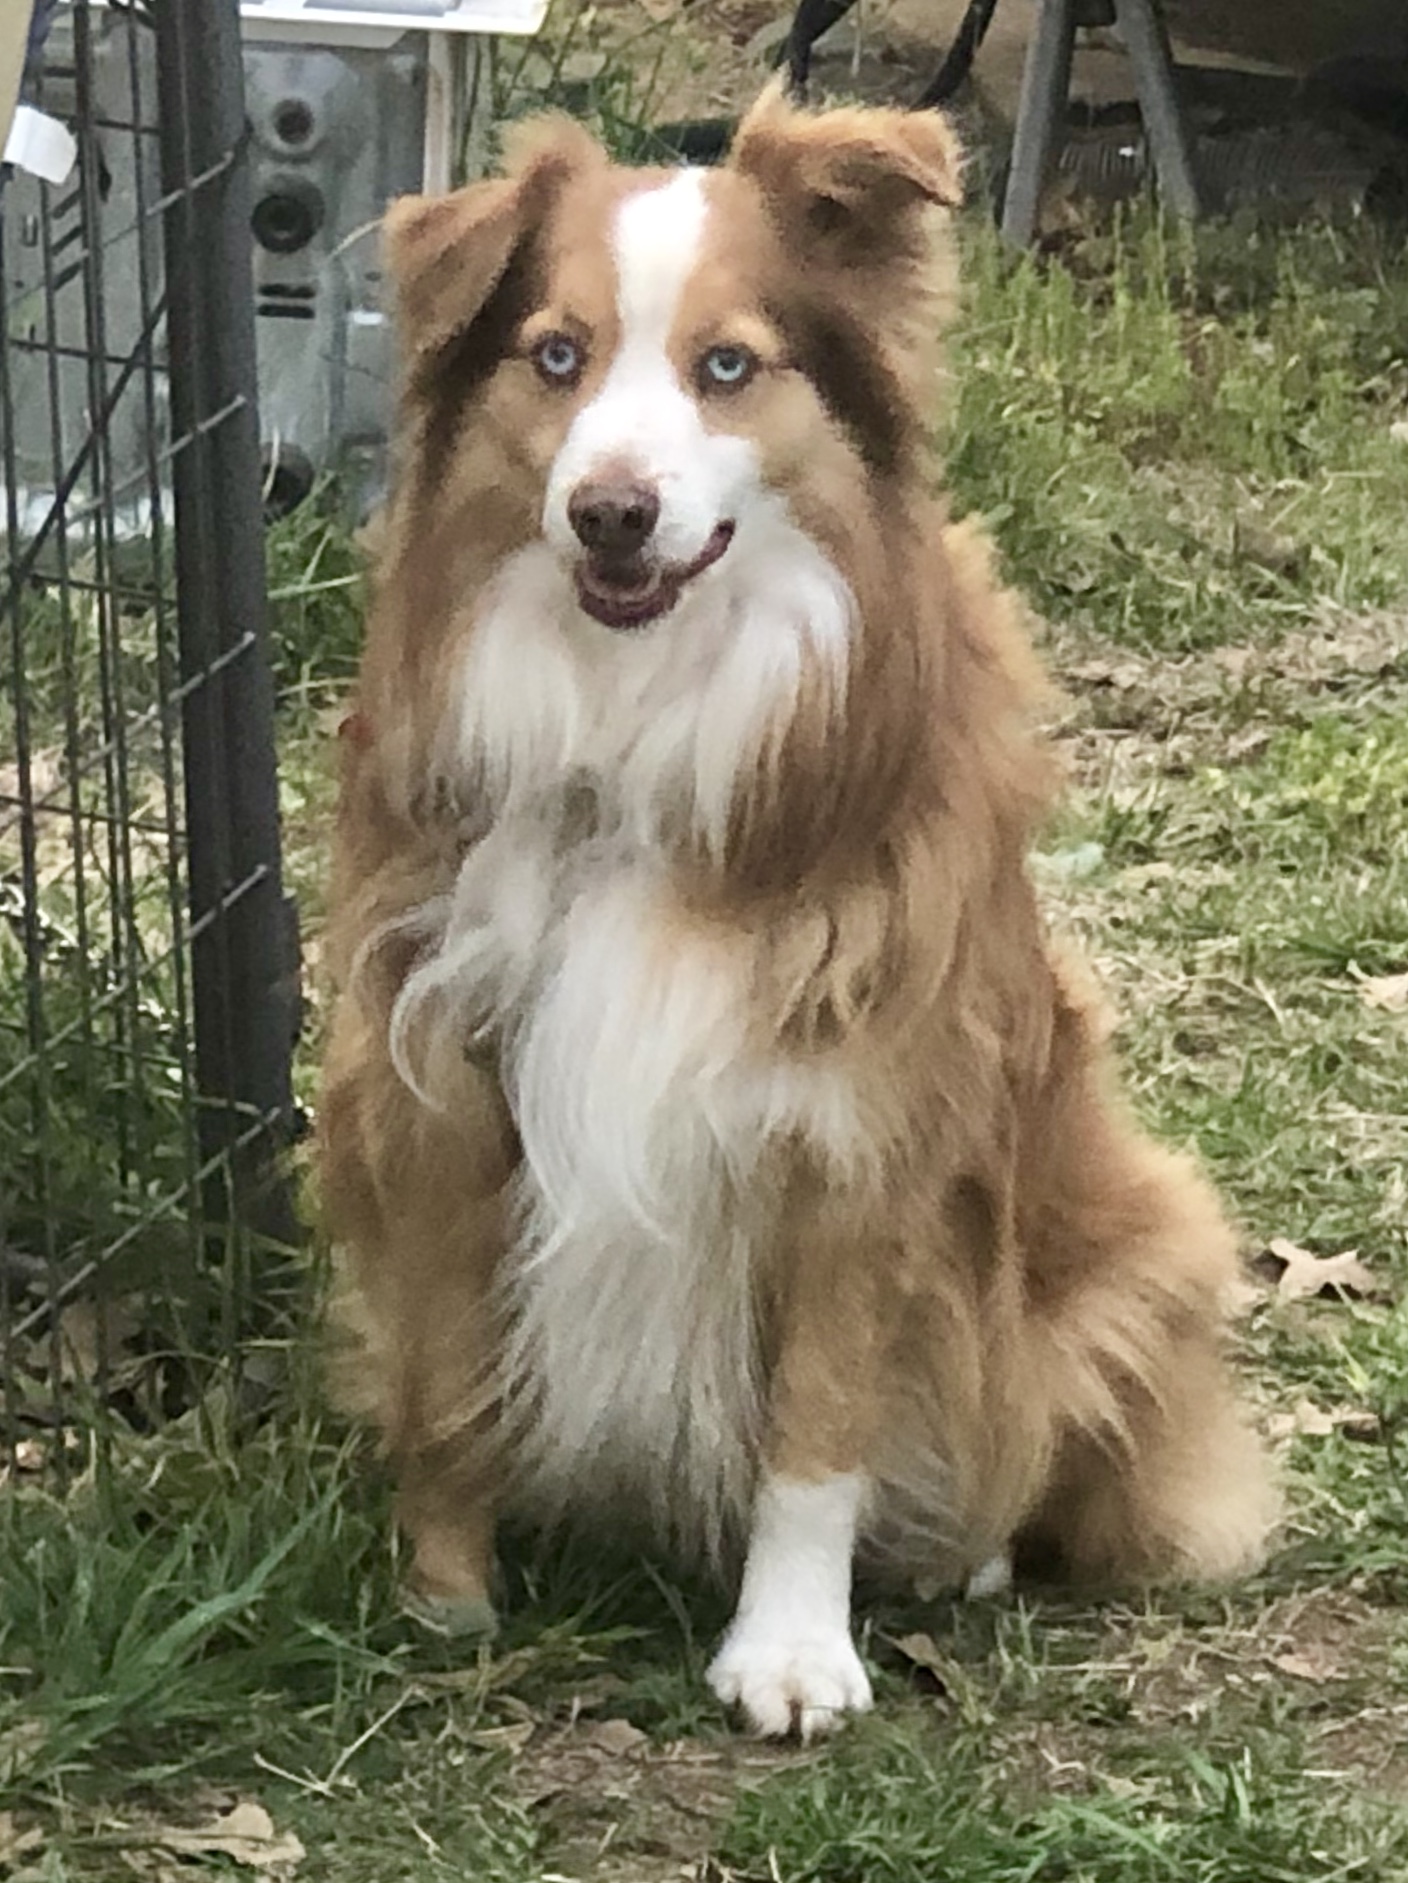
318, 87, 1276, 1738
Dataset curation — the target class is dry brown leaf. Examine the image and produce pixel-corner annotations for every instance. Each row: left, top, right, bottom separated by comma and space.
889, 1631, 947, 1674
57, 1297, 141, 1385
1272, 1648, 1341, 1684
888, 1634, 990, 1723
1358, 971, 1408, 1014
464, 1720, 536, 1754
886, 1633, 965, 1703
580, 1718, 649, 1758
158, 1801, 304, 1874
0, 1811, 43, 1867
0, 1720, 47, 1785
1266, 1399, 1339, 1441
1103, 1775, 1149, 1800
1209, 645, 1255, 681
1265, 1399, 1380, 1443
0, 750, 62, 833
1233, 519, 1303, 578
1066, 657, 1148, 691
1226, 725, 1274, 763
1253, 1239, 1384, 1303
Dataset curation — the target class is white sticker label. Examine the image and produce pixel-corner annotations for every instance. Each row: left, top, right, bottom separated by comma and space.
3, 104, 78, 186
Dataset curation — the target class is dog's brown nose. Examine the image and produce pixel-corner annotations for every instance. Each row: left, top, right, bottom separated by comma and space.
568, 479, 660, 559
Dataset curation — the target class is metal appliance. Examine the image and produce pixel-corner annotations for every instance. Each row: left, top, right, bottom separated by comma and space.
1, 0, 548, 549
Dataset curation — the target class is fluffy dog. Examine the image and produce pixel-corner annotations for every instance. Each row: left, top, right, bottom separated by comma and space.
318, 85, 1276, 1740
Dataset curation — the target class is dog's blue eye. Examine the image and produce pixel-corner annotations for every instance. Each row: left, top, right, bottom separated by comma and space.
699, 344, 756, 391
532, 333, 583, 385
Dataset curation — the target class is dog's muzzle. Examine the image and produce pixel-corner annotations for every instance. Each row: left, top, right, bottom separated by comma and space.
567, 473, 734, 631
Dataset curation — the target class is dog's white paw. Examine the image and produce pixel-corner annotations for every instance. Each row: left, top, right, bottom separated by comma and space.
964, 1551, 1013, 1600
707, 1620, 873, 1741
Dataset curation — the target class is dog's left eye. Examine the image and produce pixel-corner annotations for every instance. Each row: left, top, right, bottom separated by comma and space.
532, 333, 584, 386
698, 344, 757, 392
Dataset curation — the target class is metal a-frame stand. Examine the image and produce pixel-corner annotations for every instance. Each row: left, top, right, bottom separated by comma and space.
1000, 0, 1201, 244
777, 0, 1201, 246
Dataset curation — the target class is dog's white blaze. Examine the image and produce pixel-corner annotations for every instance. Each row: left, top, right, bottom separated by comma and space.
613, 167, 711, 353
543, 169, 761, 569
708, 1472, 874, 1739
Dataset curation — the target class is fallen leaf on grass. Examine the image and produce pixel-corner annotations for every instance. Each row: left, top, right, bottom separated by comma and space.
1064, 656, 1149, 692
579, 1718, 649, 1758
885, 1634, 986, 1720
888, 1631, 950, 1682
1226, 725, 1274, 763
1233, 519, 1303, 578
157, 1802, 304, 1874
1265, 1399, 1380, 1443
463, 1720, 536, 1754
1357, 971, 1408, 1014
1272, 1648, 1342, 1683
0, 750, 63, 832
0, 1811, 43, 1867
1209, 644, 1256, 681
1253, 1239, 1384, 1303
1102, 1774, 1150, 1800
56, 1297, 142, 1385
0, 1720, 47, 1786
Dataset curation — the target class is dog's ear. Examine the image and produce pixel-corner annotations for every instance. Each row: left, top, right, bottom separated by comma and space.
730, 84, 962, 456
384, 114, 605, 360
730, 81, 963, 268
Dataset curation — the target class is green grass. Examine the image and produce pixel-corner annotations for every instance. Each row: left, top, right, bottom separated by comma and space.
5, 134, 1408, 1883
947, 212, 1408, 652
721, 1722, 1408, 1881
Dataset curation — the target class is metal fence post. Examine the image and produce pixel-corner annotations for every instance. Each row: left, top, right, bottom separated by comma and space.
153, 0, 299, 1257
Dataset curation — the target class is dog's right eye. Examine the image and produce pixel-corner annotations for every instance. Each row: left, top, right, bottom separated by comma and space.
531, 332, 585, 387
697, 344, 758, 393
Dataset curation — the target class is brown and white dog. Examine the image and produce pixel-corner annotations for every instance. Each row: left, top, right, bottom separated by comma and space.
318, 86, 1276, 1740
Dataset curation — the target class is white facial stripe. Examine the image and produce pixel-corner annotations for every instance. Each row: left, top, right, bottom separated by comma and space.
612, 168, 711, 353
544, 169, 763, 572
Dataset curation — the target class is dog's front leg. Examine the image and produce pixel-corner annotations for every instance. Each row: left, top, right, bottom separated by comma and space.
708, 1232, 882, 1739
707, 1468, 872, 1741
322, 1004, 516, 1638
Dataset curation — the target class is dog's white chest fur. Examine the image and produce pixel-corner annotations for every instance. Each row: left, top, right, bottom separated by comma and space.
385, 537, 857, 1549
495, 843, 767, 1547
395, 815, 861, 1551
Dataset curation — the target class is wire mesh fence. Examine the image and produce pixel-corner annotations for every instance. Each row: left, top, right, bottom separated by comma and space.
1, 0, 299, 1480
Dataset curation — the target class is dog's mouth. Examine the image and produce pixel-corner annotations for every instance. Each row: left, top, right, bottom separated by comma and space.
574, 522, 736, 632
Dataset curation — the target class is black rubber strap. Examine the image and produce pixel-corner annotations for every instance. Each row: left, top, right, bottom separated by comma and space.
915, 0, 1001, 108
779, 0, 860, 93
657, 0, 1005, 166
